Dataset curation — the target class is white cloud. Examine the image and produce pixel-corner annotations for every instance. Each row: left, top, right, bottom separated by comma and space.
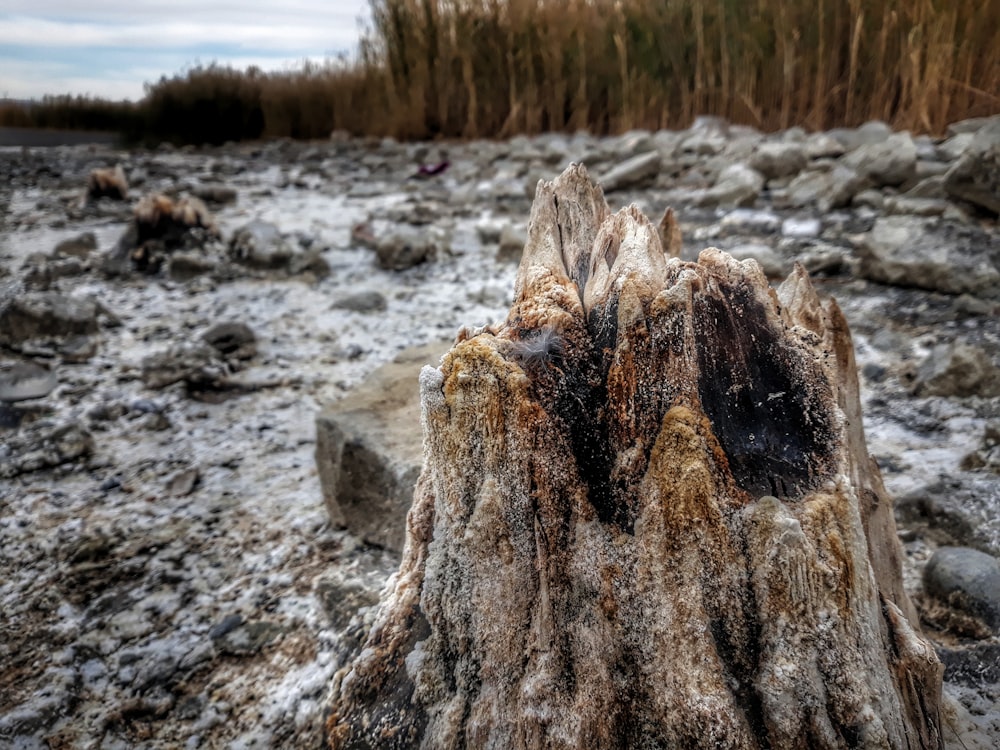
0, 2, 371, 99
0, 57, 148, 100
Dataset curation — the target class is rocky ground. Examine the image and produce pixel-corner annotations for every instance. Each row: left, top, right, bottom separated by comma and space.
1, 117, 999, 748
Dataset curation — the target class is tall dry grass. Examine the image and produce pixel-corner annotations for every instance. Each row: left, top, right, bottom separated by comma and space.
2, 0, 997, 143
363, 0, 1000, 138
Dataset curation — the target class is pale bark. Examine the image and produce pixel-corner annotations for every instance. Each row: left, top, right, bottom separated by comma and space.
327, 165, 942, 749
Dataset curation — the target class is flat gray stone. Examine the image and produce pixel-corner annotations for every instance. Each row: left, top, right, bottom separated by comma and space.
857, 217, 1000, 298
944, 118, 1000, 214
924, 547, 1000, 631
598, 151, 662, 192
315, 341, 450, 551
0, 291, 100, 346
786, 165, 866, 211
0, 362, 57, 402
842, 132, 917, 186
913, 342, 1000, 398
749, 142, 807, 179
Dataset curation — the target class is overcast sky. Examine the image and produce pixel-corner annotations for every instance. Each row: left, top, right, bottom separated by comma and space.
0, 1, 371, 101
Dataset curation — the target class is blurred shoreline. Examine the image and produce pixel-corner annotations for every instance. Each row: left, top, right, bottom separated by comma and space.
0, 126, 119, 148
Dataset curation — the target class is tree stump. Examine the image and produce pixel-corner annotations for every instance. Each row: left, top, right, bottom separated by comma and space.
326, 165, 943, 749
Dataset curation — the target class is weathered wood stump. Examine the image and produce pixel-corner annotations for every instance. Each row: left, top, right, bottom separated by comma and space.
326, 165, 943, 749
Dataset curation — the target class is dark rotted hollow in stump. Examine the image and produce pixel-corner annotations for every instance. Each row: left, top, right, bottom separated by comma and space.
326, 164, 943, 749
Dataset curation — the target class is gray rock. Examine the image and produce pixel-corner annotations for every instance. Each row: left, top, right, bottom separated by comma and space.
496, 224, 527, 263
913, 160, 950, 180
726, 243, 787, 278
22, 256, 86, 290
315, 341, 449, 551
315, 579, 381, 631
191, 184, 238, 206
786, 165, 866, 211
857, 217, 1000, 298
947, 115, 1000, 137
803, 133, 845, 160
904, 175, 947, 200
375, 232, 436, 271
0, 362, 57, 402
694, 164, 764, 208
679, 117, 729, 155
937, 133, 975, 162
828, 120, 893, 152
0, 421, 93, 478
895, 476, 1000, 556
612, 130, 655, 158
913, 342, 1000, 398
474, 218, 505, 244
141, 343, 229, 389
749, 142, 807, 179
884, 196, 954, 217
332, 291, 388, 313
842, 132, 918, 186
924, 547, 1000, 630
852, 189, 885, 210
168, 251, 218, 281
944, 118, 1000, 214
719, 209, 781, 235
796, 244, 847, 275
781, 217, 821, 238
53, 231, 98, 259
0, 291, 100, 346
598, 151, 661, 192
202, 322, 257, 361
229, 220, 293, 268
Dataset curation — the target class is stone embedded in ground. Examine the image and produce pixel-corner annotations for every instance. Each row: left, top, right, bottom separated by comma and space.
53, 232, 98, 259
496, 224, 527, 263
0, 362, 58, 402
229, 220, 293, 269
0, 421, 93, 478
327, 164, 943, 749
374, 232, 437, 271
694, 162, 764, 207
725, 242, 787, 278
924, 547, 1000, 632
140, 342, 229, 390
191, 183, 238, 206
842, 132, 918, 187
913, 342, 1000, 398
331, 290, 388, 313
944, 118, 1000, 215
894, 476, 1000, 557
597, 151, 662, 192
858, 216, 1000, 298
315, 341, 450, 551
201, 322, 257, 362
785, 164, 867, 211
749, 141, 807, 179
0, 291, 100, 346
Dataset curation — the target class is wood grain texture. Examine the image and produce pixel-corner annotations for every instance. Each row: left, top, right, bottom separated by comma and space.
327, 164, 942, 749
